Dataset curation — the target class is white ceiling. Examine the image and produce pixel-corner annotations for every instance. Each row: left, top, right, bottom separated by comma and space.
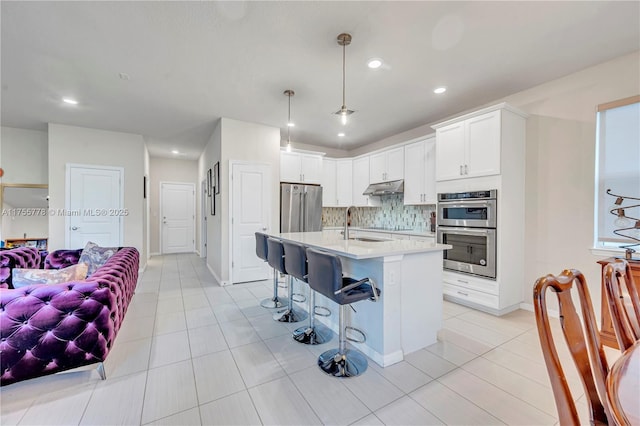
2, 1, 639, 160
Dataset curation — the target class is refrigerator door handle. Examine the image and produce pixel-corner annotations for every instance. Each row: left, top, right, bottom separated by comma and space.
301, 190, 306, 231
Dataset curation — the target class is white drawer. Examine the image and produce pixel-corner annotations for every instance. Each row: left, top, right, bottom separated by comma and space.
391, 234, 411, 240
443, 282, 499, 309
443, 270, 498, 295
410, 235, 435, 243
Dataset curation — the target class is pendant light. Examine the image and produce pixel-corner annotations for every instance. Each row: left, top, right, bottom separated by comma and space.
284, 89, 295, 152
335, 33, 354, 125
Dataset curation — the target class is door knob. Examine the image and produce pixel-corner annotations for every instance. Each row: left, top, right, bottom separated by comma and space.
262, 227, 268, 231
71, 226, 78, 230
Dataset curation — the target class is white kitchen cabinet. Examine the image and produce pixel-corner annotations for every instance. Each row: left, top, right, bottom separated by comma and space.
434, 103, 528, 315
352, 156, 380, 207
322, 158, 337, 207
335, 159, 353, 206
322, 158, 352, 207
280, 151, 323, 184
369, 146, 404, 183
403, 137, 436, 205
410, 235, 435, 243
434, 110, 500, 181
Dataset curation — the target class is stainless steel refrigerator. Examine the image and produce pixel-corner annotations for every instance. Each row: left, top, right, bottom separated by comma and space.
280, 183, 323, 232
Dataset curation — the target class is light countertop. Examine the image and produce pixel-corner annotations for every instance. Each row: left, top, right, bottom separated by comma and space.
274, 231, 450, 260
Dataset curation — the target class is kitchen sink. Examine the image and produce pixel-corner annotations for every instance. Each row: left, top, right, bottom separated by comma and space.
349, 237, 391, 242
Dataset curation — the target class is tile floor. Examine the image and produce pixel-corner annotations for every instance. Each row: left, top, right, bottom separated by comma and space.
0, 253, 620, 425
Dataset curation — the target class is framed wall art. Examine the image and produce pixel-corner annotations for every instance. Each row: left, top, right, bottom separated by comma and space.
213, 162, 220, 195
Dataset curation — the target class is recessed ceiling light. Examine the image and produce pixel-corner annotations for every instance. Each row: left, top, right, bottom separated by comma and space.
433, 87, 447, 94
171, 150, 179, 154
62, 98, 78, 105
338, 133, 345, 137
287, 122, 295, 127
367, 58, 383, 69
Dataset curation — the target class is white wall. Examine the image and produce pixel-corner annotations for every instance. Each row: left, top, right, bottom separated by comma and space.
501, 51, 640, 315
149, 156, 199, 254
48, 124, 146, 267
198, 118, 280, 285
0, 127, 48, 184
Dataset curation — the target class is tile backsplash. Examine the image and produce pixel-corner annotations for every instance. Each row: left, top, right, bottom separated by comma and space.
322, 194, 435, 231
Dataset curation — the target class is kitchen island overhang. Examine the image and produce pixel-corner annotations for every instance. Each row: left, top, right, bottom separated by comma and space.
272, 230, 451, 367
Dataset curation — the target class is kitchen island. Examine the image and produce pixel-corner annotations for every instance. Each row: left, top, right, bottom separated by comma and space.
272, 230, 451, 367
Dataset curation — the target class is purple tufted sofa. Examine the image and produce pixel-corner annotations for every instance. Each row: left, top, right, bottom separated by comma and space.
0, 246, 139, 385
0, 247, 42, 289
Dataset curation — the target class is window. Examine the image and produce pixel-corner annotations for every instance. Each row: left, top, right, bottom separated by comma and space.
594, 95, 640, 250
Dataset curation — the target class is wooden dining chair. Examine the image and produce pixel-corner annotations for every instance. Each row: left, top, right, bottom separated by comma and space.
603, 259, 640, 352
533, 269, 611, 425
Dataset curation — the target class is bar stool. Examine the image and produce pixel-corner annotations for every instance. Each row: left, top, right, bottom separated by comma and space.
255, 232, 286, 309
282, 240, 332, 345
306, 248, 380, 378
267, 237, 307, 323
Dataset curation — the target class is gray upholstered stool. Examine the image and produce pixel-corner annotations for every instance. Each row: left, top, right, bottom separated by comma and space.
267, 237, 307, 323
282, 240, 332, 345
306, 248, 380, 378
255, 232, 286, 309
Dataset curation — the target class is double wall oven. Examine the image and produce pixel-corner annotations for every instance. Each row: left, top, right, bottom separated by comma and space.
437, 190, 497, 279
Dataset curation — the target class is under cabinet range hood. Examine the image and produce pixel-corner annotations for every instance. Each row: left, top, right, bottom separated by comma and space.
363, 179, 404, 196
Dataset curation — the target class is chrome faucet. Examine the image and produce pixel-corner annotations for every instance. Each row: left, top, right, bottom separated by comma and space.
344, 206, 355, 240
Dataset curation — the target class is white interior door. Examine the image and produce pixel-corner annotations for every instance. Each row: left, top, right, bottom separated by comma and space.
161, 182, 195, 254
67, 165, 123, 248
231, 163, 271, 284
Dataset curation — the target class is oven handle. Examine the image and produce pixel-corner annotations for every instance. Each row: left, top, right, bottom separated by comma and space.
438, 199, 496, 209
437, 226, 495, 237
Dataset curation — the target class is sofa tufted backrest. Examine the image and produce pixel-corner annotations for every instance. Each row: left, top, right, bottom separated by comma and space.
0, 247, 41, 289
0, 247, 139, 385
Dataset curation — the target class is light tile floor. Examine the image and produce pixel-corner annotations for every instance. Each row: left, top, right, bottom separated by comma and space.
0, 253, 621, 425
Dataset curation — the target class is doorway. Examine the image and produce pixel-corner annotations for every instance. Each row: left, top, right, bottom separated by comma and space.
66, 164, 123, 248
230, 162, 271, 284
160, 182, 195, 254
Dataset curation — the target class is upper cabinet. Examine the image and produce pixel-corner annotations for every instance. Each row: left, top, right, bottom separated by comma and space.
335, 159, 353, 207
432, 103, 527, 182
369, 146, 404, 183
322, 158, 352, 207
321, 158, 337, 207
352, 156, 380, 207
280, 151, 323, 184
404, 137, 436, 205
434, 110, 500, 181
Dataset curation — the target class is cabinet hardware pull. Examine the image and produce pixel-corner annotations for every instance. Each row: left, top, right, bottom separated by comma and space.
457, 279, 469, 284
457, 291, 469, 296
459, 165, 463, 175
464, 165, 468, 175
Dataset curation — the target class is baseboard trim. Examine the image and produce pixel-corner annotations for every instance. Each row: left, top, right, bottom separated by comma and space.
206, 262, 227, 286
150, 252, 161, 257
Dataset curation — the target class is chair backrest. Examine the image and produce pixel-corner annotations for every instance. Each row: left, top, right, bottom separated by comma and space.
255, 232, 269, 262
266, 237, 286, 274
533, 269, 610, 426
282, 240, 307, 282
603, 259, 640, 351
306, 248, 343, 303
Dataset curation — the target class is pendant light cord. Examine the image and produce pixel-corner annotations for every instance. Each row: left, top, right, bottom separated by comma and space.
342, 42, 346, 109
287, 93, 291, 143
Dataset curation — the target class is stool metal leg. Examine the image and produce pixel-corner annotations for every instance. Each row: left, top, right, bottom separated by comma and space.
293, 289, 332, 345
260, 268, 286, 309
318, 305, 368, 377
273, 276, 308, 323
